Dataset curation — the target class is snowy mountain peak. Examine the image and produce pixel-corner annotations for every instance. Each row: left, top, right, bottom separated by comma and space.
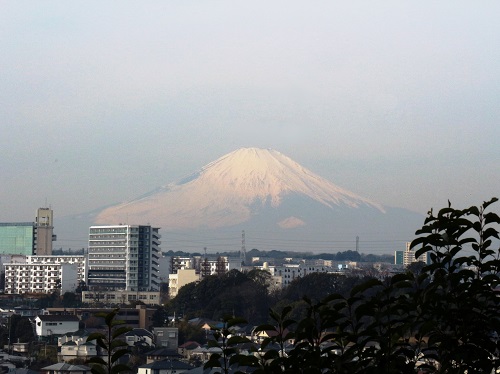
95, 148, 385, 229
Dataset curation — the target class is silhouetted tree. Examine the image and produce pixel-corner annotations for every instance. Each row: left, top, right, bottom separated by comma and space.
207, 198, 500, 373
87, 309, 132, 374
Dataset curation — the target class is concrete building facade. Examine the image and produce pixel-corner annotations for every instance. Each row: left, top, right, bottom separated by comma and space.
168, 269, 199, 298
46, 305, 156, 330
0, 208, 56, 256
87, 225, 160, 292
167, 256, 242, 297
261, 262, 335, 288
35, 314, 80, 339
402, 242, 427, 267
4, 255, 85, 294
81, 290, 160, 306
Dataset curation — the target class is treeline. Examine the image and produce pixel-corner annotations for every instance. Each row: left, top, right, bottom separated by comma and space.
164, 269, 375, 326
162, 249, 393, 263
52, 247, 85, 255
166, 198, 500, 373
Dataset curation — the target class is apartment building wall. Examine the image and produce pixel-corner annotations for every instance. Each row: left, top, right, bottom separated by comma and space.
87, 225, 160, 292
4, 261, 80, 294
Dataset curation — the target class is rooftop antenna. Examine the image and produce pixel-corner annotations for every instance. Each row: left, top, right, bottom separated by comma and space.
356, 236, 359, 252
240, 230, 246, 265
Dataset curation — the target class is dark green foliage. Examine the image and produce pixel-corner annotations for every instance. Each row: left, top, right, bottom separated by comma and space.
0, 314, 36, 347
168, 269, 271, 324
204, 316, 258, 374
207, 198, 500, 373
86, 308, 132, 374
11, 314, 36, 343
177, 319, 207, 344
151, 306, 169, 327
62, 292, 80, 308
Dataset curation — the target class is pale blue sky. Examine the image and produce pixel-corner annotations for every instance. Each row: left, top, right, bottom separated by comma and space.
1, 1, 499, 223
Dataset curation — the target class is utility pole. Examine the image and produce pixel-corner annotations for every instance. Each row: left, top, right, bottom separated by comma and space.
7, 314, 11, 354
240, 230, 246, 265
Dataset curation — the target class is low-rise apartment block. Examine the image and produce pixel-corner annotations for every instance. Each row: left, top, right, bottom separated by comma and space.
167, 256, 242, 297
4, 255, 86, 294
81, 290, 160, 306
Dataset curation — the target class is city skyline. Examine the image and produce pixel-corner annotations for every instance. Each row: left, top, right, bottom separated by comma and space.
1, 1, 499, 230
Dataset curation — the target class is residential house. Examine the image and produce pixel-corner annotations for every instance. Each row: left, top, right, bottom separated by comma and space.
42, 363, 91, 374
177, 341, 200, 360
59, 341, 97, 363
46, 305, 155, 330
124, 328, 155, 348
138, 359, 194, 374
146, 348, 183, 364
35, 315, 80, 340
152, 327, 178, 349
58, 330, 97, 362
6, 368, 38, 374
188, 346, 221, 363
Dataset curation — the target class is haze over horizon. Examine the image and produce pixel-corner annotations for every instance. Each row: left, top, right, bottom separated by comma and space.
1, 2, 499, 250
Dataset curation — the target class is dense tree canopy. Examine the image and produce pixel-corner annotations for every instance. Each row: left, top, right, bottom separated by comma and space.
205, 198, 500, 373
168, 269, 271, 324
168, 260, 383, 326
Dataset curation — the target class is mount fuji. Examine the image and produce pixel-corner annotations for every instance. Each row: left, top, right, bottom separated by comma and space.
89, 148, 423, 253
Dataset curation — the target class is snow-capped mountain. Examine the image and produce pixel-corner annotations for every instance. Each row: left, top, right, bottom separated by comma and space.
54, 148, 423, 252
95, 148, 387, 229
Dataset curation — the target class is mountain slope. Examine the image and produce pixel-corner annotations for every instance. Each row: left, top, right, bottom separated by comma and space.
95, 148, 386, 229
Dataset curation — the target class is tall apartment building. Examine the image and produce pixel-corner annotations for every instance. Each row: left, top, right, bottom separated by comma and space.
402, 242, 427, 267
87, 225, 160, 292
0, 208, 56, 256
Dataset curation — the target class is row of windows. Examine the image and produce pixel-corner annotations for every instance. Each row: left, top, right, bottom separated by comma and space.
87, 278, 126, 284
88, 260, 125, 265
89, 245, 127, 250
89, 237, 127, 242
6, 266, 61, 270
89, 254, 125, 259
30, 255, 84, 260
5, 279, 56, 288
88, 241, 126, 246
90, 228, 128, 234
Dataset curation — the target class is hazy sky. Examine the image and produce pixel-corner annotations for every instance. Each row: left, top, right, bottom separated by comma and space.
1, 1, 499, 224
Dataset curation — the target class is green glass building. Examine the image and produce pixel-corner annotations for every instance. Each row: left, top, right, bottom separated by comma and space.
0, 222, 35, 256
394, 250, 404, 265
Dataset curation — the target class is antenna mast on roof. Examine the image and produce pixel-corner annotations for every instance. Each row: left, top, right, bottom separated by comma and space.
356, 236, 359, 252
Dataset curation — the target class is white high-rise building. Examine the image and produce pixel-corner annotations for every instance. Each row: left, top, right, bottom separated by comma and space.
403, 242, 427, 267
87, 225, 160, 292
